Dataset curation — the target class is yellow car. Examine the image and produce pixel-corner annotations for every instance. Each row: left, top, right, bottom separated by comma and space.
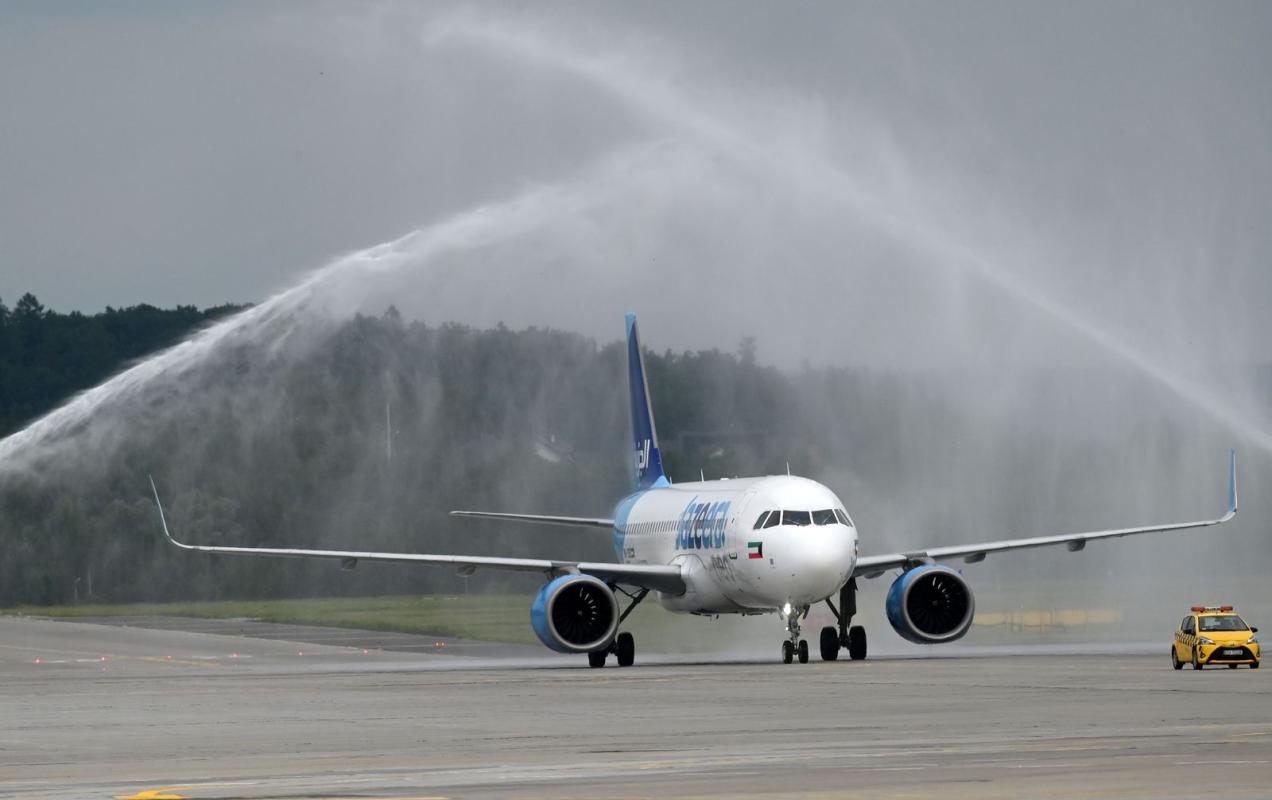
1173, 606, 1260, 670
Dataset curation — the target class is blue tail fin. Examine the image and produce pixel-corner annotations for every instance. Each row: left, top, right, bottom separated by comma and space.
626, 314, 668, 490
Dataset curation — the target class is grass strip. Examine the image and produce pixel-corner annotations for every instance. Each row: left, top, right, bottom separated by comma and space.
2, 595, 543, 645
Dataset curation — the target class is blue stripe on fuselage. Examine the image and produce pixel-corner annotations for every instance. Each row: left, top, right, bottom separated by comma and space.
612, 490, 644, 561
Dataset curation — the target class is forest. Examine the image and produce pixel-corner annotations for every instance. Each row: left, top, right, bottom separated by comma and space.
0, 293, 247, 438
0, 295, 1219, 607
0, 295, 914, 606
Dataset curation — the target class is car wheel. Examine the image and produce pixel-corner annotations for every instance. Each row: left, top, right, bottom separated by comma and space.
1228, 664, 1238, 669
1192, 647, 1202, 670
1251, 660, 1260, 670
1171, 646, 1183, 670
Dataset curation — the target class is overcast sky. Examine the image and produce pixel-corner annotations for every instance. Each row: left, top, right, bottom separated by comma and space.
2, 1, 1270, 374
4, 2, 1272, 609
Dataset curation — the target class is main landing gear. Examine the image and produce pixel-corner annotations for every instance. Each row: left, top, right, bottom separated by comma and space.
781, 604, 810, 664
589, 632, 634, 668
587, 587, 647, 669
820, 578, 867, 662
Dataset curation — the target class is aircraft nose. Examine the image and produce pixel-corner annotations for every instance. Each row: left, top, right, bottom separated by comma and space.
788, 527, 855, 600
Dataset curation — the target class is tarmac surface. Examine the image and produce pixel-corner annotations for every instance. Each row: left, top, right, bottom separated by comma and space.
1, 615, 1268, 799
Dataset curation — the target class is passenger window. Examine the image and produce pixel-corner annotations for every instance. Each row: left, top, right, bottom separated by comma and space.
835, 509, 852, 526
783, 510, 812, 527
812, 509, 836, 526
753, 511, 770, 529
1179, 617, 1188, 632
763, 511, 781, 528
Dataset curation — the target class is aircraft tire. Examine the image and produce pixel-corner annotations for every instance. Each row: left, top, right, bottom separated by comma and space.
616, 632, 635, 667
797, 639, 809, 664
588, 650, 607, 668
819, 626, 839, 661
782, 640, 794, 664
1171, 647, 1183, 670
848, 626, 867, 661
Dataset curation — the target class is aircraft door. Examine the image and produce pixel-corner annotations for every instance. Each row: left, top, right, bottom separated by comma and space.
730, 488, 759, 560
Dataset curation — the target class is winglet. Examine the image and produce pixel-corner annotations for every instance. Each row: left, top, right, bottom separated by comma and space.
1226, 449, 1238, 519
148, 475, 186, 549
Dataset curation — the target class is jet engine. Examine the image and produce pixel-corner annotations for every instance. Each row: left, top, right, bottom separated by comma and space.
885, 564, 975, 644
530, 574, 620, 653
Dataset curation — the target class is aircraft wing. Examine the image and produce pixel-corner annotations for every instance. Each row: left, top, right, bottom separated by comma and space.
853, 450, 1238, 579
150, 480, 684, 594
449, 510, 614, 529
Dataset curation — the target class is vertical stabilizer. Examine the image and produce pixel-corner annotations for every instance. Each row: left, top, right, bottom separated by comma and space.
626, 314, 668, 490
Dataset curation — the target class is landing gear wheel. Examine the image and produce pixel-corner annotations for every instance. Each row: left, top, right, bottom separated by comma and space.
848, 625, 867, 661
819, 626, 839, 661
588, 649, 607, 669
615, 632, 635, 667
780, 604, 807, 664
1192, 648, 1202, 670
1171, 647, 1183, 670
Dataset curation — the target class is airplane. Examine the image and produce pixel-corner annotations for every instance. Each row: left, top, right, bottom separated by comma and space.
151, 313, 1239, 667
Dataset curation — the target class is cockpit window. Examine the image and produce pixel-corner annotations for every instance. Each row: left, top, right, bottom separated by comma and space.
762, 511, 781, 528
753, 511, 771, 529
812, 509, 837, 526
834, 509, 852, 526
782, 510, 812, 527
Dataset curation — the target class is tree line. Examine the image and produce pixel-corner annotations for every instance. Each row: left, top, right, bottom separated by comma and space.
0, 293, 247, 438
0, 297, 930, 607
1, 296, 1206, 607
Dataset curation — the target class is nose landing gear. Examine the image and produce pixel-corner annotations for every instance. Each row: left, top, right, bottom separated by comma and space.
780, 604, 810, 664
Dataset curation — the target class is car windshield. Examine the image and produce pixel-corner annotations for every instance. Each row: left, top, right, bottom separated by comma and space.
782, 510, 812, 527
812, 509, 837, 526
1198, 615, 1249, 632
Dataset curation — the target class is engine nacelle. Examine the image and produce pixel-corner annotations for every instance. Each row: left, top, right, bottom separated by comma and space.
530, 574, 620, 653
886, 564, 975, 644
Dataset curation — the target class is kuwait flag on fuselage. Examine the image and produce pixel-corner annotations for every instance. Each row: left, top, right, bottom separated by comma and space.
747, 541, 763, 559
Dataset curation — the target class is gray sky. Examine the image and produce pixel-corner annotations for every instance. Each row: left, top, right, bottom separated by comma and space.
2, 1, 1270, 375
3, 1, 1272, 626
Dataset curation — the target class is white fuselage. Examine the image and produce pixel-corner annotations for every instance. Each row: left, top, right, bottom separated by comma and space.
611, 475, 858, 614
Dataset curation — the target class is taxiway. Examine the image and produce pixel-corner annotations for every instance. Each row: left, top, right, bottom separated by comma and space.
0, 615, 1268, 799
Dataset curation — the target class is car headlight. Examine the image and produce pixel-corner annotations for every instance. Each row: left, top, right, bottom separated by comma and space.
1249, 635, 1259, 645
1198, 637, 1216, 646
